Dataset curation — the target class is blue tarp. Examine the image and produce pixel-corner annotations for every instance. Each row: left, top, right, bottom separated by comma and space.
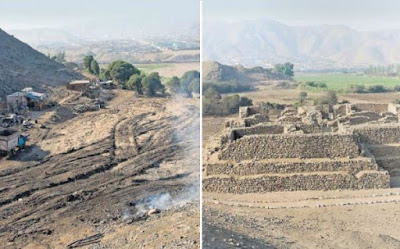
25, 92, 46, 100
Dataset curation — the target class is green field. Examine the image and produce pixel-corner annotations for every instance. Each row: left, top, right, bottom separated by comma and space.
294, 73, 400, 92
135, 63, 170, 71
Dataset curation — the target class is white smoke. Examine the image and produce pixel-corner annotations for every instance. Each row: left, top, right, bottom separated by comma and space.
128, 94, 200, 218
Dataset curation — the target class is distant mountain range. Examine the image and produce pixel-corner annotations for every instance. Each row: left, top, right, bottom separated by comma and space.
6, 20, 200, 47
203, 19, 400, 70
0, 28, 81, 98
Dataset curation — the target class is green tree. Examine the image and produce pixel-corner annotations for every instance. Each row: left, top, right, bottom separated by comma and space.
180, 70, 200, 97
83, 55, 94, 71
274, 62, 294, 77
126, 74, 145, 94
367, 85, 386, 93
90, 60, 100, 76
166, 76, 181, 93
142, 72, 165, 96
103, 60, 140, 87
221, 94, 241, 114
239, 96, 253, 106
204, 87, 221, 100
189, 78, 200, 94
99, 68, 110, 81
350, 84, 365, 93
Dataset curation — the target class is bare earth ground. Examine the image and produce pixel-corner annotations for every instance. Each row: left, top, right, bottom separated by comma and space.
0, 89, 200, 249
203, 89, 400, 248
203, 190, 400, 249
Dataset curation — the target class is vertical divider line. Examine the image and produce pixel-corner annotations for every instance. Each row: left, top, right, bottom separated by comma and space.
199, 0, 203, 248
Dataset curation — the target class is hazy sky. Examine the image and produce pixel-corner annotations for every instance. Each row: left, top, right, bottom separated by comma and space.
203, 0, 400, 31
0, 0, 199, 30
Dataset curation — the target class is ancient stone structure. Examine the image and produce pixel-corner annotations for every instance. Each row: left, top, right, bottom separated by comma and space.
203, 103, 400, 193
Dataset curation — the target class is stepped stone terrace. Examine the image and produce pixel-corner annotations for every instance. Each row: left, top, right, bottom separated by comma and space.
203, 103, 400, 193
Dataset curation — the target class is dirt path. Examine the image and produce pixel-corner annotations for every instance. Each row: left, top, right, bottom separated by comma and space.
0, 90, 200, 248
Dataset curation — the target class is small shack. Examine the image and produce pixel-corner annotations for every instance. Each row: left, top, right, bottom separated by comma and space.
7, 92, 28, 114
25, 91, 47, 111
7, 89, 48, 113
0, 128, 19, 154
67, 80, 91, 92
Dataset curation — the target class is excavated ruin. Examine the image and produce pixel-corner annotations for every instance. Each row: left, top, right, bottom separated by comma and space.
203, 102, 400, 193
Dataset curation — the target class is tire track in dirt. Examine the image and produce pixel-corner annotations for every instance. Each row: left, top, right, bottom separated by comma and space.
0, 95, 199, 248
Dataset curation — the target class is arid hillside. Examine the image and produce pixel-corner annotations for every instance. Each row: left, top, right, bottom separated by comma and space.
203, 61, 288, 83
0, 28, 81, 98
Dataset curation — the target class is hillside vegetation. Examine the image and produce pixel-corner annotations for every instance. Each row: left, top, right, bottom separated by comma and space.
203, 61, 290, 93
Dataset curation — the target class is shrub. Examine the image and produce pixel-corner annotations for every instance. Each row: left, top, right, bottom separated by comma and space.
367, 85, 387, 93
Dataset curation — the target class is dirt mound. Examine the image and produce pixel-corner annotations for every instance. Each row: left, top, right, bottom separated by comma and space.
0, 28, 82, 98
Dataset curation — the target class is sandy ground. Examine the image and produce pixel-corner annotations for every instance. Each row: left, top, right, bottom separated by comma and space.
0, 89, 200, 249
203, 189, 400, 249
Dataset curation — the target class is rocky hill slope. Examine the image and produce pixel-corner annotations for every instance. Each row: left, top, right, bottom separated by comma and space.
0, 28, 82, 99
203, 61, 288, 83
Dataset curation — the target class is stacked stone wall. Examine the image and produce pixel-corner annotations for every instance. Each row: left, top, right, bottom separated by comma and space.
233, 124, 284, 139
334, 104, 350, 117
206, 158, 378, 176
239, 106, 269, 118
219, 133, 360, 161
351, 103, 388, 113
354, 124, 400, 144
243, 114, 269, 127
203, 171, 389, 193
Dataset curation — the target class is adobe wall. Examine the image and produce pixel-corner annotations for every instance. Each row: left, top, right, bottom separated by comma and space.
206, 157, 378, 176
219, 133, 360, 161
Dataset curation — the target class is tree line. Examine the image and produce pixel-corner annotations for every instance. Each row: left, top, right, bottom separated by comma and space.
83, 56, 199, 98
203, 88, 253, 116
364, 64, 400, 77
